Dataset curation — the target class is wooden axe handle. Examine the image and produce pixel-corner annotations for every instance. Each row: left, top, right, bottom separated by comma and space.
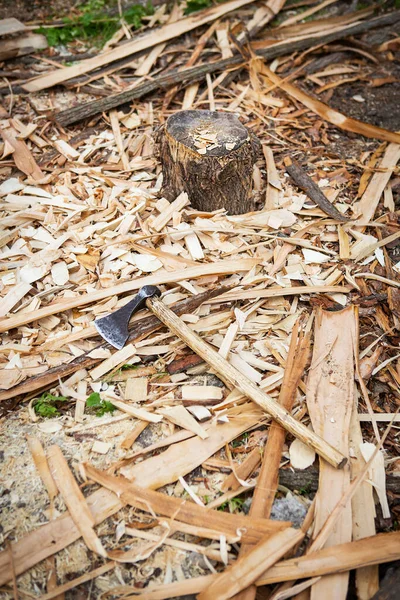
146, 295, 346, 470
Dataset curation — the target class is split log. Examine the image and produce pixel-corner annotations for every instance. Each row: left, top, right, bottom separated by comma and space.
159, 110, 259, 214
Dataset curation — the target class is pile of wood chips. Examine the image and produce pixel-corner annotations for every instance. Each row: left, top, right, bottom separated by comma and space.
0, 0, 400, 599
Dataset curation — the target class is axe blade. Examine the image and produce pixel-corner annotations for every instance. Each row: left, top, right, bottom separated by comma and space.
94, 285, 161, 349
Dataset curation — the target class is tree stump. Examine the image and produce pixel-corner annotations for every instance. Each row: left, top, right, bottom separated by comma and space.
159, 110, 259, 214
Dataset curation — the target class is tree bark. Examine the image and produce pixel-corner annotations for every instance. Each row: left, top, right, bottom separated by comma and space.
159, 110, 259, 214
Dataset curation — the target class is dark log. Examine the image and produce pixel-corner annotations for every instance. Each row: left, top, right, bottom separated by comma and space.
278, 467, 400, 497
159, 110, 259, 214
284, 156, 349, 221
371, 564, 400, 600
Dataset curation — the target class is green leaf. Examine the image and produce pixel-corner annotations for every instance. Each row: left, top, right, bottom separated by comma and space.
85, 392, 115, 416
184, 0, 213, 15
33, 392, 68, 418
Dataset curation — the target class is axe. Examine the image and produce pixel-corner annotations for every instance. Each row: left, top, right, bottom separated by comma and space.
94, 285, 346, 469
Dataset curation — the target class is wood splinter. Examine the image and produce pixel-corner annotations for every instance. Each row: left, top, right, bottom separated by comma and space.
158, 110, 260, 214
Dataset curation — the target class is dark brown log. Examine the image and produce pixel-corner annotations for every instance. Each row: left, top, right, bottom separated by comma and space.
159, 110, 259, 214
55, 11, 400, 127
0, 286, 231, 405
284, 156, 349, 221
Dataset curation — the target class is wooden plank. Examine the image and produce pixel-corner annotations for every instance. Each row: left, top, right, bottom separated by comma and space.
22, 0, 256, 92
0, 258, 256, 333
306, 307, 356, 600
349, 395, 379, 600
353, 143, 400, 224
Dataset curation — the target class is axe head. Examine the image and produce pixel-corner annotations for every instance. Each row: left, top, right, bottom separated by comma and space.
94, 285, 161, 349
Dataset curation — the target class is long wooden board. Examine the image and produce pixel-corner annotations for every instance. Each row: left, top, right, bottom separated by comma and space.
306, 307, 356, 599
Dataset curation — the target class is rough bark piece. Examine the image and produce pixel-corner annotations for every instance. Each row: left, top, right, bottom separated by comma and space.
284, 157, 349, 221
159, 110, 259, 214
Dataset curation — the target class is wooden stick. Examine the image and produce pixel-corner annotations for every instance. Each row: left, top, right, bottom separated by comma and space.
146, 295, 346, 469
47, 446, 107, 558
0, 258, 256, 333
120, 421, 148, 450
55, 11, 400, 126
283, 157, 349, 221
234, 319, 311, 600
197, 528, 304, 600
39, 562, 116, 600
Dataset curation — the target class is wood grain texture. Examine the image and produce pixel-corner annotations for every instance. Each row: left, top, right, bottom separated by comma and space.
306, 307, 357, 600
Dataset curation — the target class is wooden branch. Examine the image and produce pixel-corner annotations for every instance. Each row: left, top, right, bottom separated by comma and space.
55, 11, 400, 126
0, 258, 256, 334
283, 157, 349, 222
0, 286, 228, 402
146, 295, 346, 469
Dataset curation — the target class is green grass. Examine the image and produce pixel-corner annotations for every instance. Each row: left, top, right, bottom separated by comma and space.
36, 0, 154, 48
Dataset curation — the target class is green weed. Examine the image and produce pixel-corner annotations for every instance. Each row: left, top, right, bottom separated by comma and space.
37, 0, 154, 48
85, 392, 116, 416
33, 392, 68, 418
